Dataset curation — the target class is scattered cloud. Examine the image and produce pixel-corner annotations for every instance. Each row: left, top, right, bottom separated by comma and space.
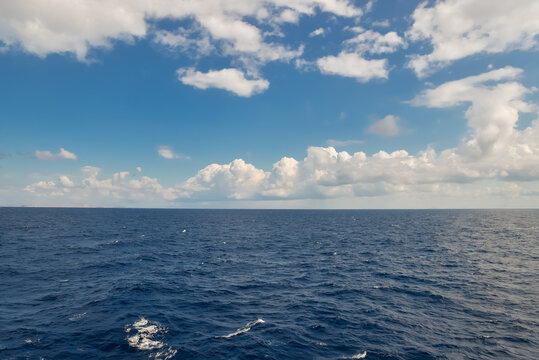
309, 28, 326, 37
367, 115, 400, 136
35, 148, 77, 161
153, 25, 213, 57
372, 19, 390, 28
364, 0, 375, 13
0, 1, 359, 65
317, 52, 388, 82
345, 28, 405, 55
35, 62, 539, 204
157, 146, 189, 160
25, 167, 177, 202
315, 27, 402, 81
177, 68, 269, 97
136, 166, 142, 173
407, 0, 539, 77
22, 68, 539, 204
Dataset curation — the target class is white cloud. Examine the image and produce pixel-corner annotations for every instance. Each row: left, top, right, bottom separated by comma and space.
407, 0, 539, 77
275, 9, 300, 24
153, 26, 213, 56
364, 0, 375, 13
35, 148, 77, 160
24, 68, 539, 205
0, 0, 359, 62
0, 1, 367, 96
157, 146, 188, 160
0, 1, 147, 61
411, 66, 534, 158
372, 19, 390, 28
177, 68, 269, 97
314, 27, 401, 82
136, 166, 142, 173
59, 175, 74, 187
175, 68, 539, 200
367, 115, 400, 136
317, 52, 388, 82
345, 29, 405, 54
309, 28, 326, 37
177, 159, 268, 200
25, 167, 177, 203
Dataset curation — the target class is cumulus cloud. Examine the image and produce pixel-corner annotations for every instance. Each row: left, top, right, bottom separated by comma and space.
177, 159, 268, 200
0, 1, 359, 60
25, 167, 177, 202
407, 0, 539, 76
345, 28, 405, 54
411, 66, 535, 158
177, 68, 269, 97
367, 115, 400, 136
315, 27, 402, 81
25, 68, 539, 203
317, 52, 388, 82
175, 67, 539, 200
158, 146, 188, 160
310, 21, 404, 81
0, 1, 364, 95
35, 148, 77, 160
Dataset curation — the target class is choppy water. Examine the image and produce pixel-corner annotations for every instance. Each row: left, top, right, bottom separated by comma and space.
0, 208, 538, 359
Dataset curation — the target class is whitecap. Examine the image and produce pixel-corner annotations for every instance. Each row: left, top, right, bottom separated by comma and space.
342, 351, 367, 359
125, 317, 177, 360
218, 318, 265, 338
69, 312, 87, 321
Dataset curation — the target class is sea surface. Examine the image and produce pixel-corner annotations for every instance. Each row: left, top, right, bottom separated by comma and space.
0, 208, 538, 359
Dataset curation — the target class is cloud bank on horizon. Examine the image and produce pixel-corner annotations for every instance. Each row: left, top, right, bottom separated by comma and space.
24, 67, 539, 205
2, 0, 539, 207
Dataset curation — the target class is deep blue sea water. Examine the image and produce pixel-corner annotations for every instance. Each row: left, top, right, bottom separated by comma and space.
0, 208, 538, 359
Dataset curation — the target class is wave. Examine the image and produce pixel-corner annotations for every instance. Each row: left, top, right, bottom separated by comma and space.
126, 317, 177, 360
68, 312, 87, 321
218, 318, 265, 338
341, 351, 367, 359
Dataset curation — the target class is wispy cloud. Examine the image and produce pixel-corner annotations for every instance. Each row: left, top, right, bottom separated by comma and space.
35, 148, 77, 161
309, 28, 326, 37
367, 115, 400, 136
158, 146, 189, 160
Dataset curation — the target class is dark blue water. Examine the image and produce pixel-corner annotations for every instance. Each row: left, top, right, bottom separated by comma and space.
1, 208, 538, 359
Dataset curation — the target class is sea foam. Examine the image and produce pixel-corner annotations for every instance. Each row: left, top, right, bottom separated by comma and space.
342, 351, 367, 359
126, 317, 177, 360
218, 318, 265, 338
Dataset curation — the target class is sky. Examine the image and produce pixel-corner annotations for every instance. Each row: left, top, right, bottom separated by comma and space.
1, 0, 539, 208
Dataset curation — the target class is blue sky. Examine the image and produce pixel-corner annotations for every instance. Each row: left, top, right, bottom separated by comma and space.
1, 0, 539, 208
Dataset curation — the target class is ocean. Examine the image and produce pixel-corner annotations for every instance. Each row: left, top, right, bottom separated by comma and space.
0, 208, 537, 359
